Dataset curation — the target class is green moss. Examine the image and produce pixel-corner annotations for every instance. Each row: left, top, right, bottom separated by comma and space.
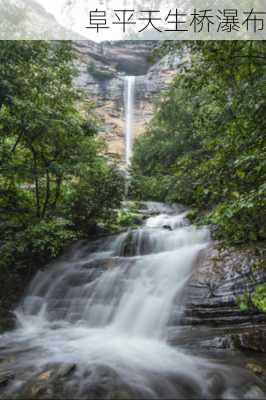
117, 211, 135, 227
87, 62, 114, 81
251, 283, 266, 313
236, 292, 252, 312
236, 284, 266, 313
252, 260, 266, 273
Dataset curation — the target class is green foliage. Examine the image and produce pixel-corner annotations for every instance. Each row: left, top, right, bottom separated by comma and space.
70, 164, 125, 236
0, 41, 125, 273
110, 202, 142, 231
116, 211, 136, 228
252, 260, 266, 273
147, 41, 185, 65
125, 201, 139, 214
130, 170, 176, 203
236, 292, 252, 312
251, 284, 266, 313
0, 218, 76, 270
186, 209, 199, 224
131, 41, 266, 245
209, 187, 266, 244
236, 284, 266, 313
87, 62, 115, 81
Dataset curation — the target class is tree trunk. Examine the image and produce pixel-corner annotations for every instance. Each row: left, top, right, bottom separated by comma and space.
32, 151, 41, 219
42, 168, 51, 218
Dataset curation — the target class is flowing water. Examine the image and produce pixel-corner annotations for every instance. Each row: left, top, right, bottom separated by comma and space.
124, 76, 136, 168
0, 203, 265, 399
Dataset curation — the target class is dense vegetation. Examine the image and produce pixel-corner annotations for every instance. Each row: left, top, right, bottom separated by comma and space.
131, 41, 266, 246
1, 40, 265, 315
0, 41, 124, 277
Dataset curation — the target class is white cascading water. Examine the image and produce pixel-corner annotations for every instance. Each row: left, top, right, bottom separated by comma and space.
0, 203, 263, 398
125, 76, 136, 168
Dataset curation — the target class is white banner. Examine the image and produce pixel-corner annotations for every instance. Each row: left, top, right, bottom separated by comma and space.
1, 0, 266, 40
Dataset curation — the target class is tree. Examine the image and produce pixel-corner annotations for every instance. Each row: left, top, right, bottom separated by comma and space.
131, 41, 266, 244
0, 40, 125, 271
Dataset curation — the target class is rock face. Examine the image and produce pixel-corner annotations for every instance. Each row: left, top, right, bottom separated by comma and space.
74, 41, 186, 163
172, 241, 266, 353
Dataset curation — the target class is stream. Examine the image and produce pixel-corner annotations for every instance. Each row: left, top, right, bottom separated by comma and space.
0, 202, 265, 399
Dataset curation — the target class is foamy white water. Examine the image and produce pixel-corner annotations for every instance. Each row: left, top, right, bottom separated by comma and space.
0, 203, 265, 399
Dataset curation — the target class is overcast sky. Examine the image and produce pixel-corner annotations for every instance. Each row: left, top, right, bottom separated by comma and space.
27, 0, 265, 41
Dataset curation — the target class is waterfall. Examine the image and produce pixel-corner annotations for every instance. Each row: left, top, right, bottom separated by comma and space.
124, 76, 136, 168
0, 203, 264, 399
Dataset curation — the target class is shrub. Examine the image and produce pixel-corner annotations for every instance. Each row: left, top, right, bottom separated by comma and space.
209, 187, 266, 244
70, 164, 125, 236
0, 218, 76, 270
251, 283, 266, 313
87, 62, 115, 81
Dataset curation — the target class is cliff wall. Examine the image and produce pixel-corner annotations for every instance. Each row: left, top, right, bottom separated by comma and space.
74, 41, 186, 163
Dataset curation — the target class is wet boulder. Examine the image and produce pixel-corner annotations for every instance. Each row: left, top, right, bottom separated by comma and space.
231, 329, 266, 353
163, 225, 173, 231
13, 363, 78, 400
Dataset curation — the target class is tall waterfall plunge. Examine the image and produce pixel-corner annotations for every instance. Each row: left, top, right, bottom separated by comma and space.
124, 76, 136, 167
